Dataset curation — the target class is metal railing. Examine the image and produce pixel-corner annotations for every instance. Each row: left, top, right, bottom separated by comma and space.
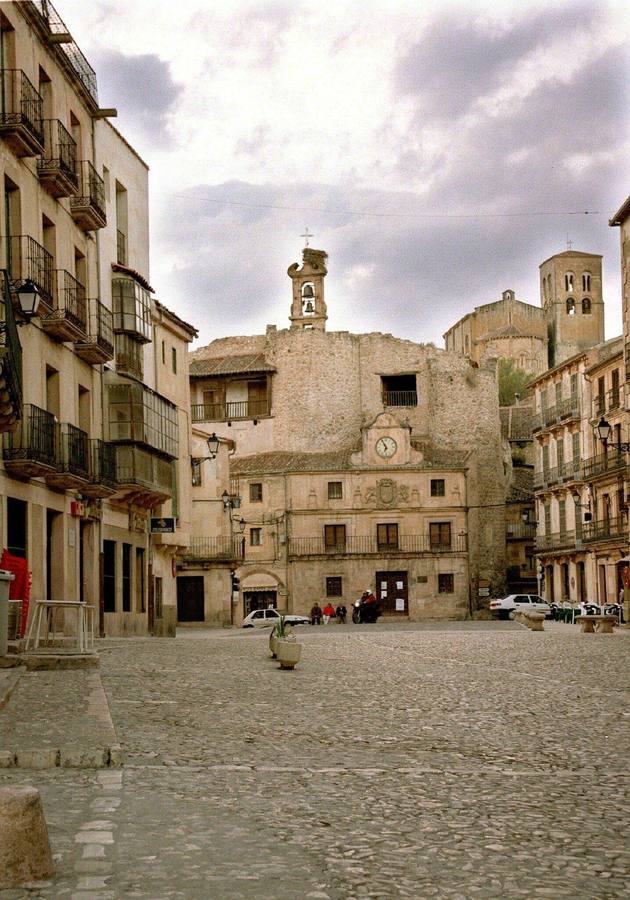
382, 390, 418, 407
533, 398, 580, 432
115, 333, 143, 380
581, 451, 627, 480
535, 530, 576, 552
88, 439, 117, 489
116, 230, 127, 265
559, 459, 583, 482
182, 536, 245, 561
2, 404, 56, 465
83, 299, 114, 356
32, 1, 99, 104
58, 423, 89, 478
114, 444, 173, 495
191, 398, 271, 423
50, 270, 87, 332
607, 387, 621, 412
0, 69, 43, 145
0, 269, 22, 419
8, 235, 54, 309
582, 516, 627, 543
289, 535, 467, 556
71, 160, 106, 222
38, 118, 77, 186
506, 523, 537, 539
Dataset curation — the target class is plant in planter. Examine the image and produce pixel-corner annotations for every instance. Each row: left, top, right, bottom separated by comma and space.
274, 615, 302, 670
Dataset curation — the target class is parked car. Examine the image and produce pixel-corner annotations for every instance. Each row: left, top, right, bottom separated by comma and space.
489, 594, 552, 620
242, 608, 310, 628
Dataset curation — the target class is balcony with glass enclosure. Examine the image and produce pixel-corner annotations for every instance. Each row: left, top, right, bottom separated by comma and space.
112, 276, 152, 343
37, 119, 78, 198
70, 160, 106, 231
113, 444, 173, 507
75, 300, 114, 364
0, 69, 44, 157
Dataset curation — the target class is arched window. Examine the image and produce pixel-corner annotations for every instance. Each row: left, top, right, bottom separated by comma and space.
582, 297, 592, 314
565, 272, 574, 292
566, 298, 575, 315
582, 272, 591, 291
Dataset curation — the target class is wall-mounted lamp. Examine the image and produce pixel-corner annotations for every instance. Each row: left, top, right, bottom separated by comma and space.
596, 416, 630, 451
232, 517, 246, 534
222, 489, 241, 510
0, 278, 42, 333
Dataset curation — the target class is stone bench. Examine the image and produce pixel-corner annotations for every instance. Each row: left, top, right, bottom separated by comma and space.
575, 615, 618, 634
514, 610, 545, 631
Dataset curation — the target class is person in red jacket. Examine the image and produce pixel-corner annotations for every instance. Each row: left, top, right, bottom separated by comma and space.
322, 602, 336, 624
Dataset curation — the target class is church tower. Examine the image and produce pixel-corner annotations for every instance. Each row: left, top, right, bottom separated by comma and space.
540, 250, 604, 367
288, 247, 328, 331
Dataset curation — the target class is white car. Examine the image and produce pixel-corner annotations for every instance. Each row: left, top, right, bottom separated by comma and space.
242, 608, 310, 628
489, 594, 552, 620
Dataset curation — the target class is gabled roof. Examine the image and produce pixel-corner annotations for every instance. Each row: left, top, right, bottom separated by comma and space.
500, 405, 534, 441
507, 466, 534, 503
189, 353, 276, 378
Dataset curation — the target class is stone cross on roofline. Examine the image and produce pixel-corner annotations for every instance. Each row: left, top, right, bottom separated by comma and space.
301, 227, 313, 248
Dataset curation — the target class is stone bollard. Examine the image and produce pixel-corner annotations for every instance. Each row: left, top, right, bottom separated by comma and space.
0, 785, 55, 889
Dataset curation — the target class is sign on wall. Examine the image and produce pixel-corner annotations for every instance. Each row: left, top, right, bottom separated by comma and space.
150, 517, 176, 534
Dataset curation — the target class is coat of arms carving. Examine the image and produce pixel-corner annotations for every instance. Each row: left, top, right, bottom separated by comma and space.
365, 479, 409, 508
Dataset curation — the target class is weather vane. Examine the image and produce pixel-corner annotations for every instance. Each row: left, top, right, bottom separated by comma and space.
301, 227, 313, 248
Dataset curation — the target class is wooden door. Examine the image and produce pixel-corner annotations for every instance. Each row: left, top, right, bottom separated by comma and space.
376, 571, 408, 614
177, 576, 205, 622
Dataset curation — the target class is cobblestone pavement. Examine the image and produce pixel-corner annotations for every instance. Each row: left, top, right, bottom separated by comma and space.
1, 620, 630, 898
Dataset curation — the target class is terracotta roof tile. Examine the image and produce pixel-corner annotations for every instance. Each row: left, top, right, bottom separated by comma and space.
190, 353, 276, 377
508, 466, 534, 502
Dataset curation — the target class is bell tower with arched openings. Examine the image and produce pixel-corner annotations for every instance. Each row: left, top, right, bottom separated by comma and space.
540, 250, 604, 367
288, 247, 328, 331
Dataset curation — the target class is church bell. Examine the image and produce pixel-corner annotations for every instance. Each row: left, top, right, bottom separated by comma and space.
304, 299, 315, 313
302, 284, 315, 299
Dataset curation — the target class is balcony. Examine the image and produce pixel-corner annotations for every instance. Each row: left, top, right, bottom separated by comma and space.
45, 423, 89, 491
32, 1, 99, 105
2, 404, 57, 479
114, 332, 143, 380
113, 444, 173, 508
506, 523, 537, 540
382, 390, 418, 407
8, 235, 54, 312
181, 536, 245, 563
558, 460, 583, 483
535, 530, 576, 552
80, 439, 117, 498
533, 467, 559, 491
42, 270, 87, 342
74, 300, 114, 364
288, 534, 467, 558
0, 70, 44, 157
37, 119, 78, 198
0, 270, 22, 432
581, 450, 627, 480
583, 516, 626, 544
112, 277, 152, 343
557, 397, 580, 422
191, 398, 271, 423
70, 161, 106, 231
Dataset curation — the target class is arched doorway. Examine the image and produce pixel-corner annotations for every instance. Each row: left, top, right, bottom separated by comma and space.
240, 571, 283, 617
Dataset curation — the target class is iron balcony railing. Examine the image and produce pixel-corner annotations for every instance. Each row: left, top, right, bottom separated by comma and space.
535, 530, 576, 552
581, 451, 627, 480
38, 119, 78, 187
2, 403, 56, 466
593, 395, 606, 417
289, 535, 467, 557
57, 423, 89, 478
71, 160, 106, 221
506, 523, 537, 539
50, 270, 87, 332
582, 516, 626, 543
182, 536, 245, 562
0, 269, 22, 421
88, 439, 117, 489
191, 398, 271, 423
533, 398, 580, 432
557, 397, 580, 421
86, 299, 114, 355
0, 69, 44, 146
32, 1, 99, 104
382, 390, 418, 407
533, 466, 559, 490
559, 459, 583, 483
607, 387, 621, 412
116, 230, 127, 265
7, 235, 54, 310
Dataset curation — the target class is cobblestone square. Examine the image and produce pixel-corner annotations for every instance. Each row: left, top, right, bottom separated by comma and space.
1, 621, 629, 898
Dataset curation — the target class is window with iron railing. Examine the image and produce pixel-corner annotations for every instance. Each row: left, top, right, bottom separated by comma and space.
324, 524, 346, 552
0, 69, 44, 145
381, 374, 418, 407
38, 119, 77, 186
429, 521, 451, 550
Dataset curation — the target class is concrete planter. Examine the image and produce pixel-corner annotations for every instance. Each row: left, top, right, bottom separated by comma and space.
276, 639, 301, 670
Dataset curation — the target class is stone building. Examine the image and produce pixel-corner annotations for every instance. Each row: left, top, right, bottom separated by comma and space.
184, 247, 507, 624
0, 0, 195, 638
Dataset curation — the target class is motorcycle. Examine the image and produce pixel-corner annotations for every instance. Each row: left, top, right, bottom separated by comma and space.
352, 597, 381, 624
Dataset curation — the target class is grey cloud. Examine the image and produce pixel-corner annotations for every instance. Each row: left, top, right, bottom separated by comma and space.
92, 50, 181, 149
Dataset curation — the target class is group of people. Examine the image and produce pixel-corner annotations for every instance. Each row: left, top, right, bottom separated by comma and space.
310, 602, 347, 625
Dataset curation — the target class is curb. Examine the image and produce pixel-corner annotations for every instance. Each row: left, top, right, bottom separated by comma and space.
0, 744, 124, 769
0, 668, 24, 711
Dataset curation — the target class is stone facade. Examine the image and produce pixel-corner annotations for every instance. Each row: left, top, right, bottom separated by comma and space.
185, 247, 507, 623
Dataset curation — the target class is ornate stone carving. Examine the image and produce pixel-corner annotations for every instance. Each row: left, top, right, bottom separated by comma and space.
365, 479, 409, 508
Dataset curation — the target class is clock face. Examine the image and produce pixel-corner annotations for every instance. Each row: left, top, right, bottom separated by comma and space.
376, 436, 397, 458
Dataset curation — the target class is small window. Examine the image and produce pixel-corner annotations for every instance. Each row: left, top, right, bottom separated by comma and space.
431, 479, 445, 497
438, 573, 454, 593
566, 297, 575, 315
582, 273, 591, 291
324, 524, 346, 551
161, 340, 165, 364
377, 523, 398, 549
429, 522, 451, 549
582, 297, 591, 314
328, 481, 343, 500
249, 482, 263, 503
565, 273, 574, 292
172, 347, 177, 374
250, 527, 262, 546
326, 576, 342, 597
191, 458, 202, 486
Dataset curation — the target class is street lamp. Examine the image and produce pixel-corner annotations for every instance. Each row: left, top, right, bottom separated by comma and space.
205, 433, 220, 459
222, 489, 241, 510
596, 416, 630, 451
0, 278, 42, 334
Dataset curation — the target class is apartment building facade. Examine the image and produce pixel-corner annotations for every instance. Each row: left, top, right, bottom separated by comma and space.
0, 0, 194, 637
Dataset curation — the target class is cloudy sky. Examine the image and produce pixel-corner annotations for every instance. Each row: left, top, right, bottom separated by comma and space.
60, 0, 629, 348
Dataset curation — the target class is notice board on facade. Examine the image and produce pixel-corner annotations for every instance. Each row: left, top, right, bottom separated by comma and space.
150, 517, 176, 534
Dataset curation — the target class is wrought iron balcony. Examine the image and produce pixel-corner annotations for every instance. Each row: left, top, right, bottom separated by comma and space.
8, 235, 54, 312
382, 390, 418, 407
80, 439, 117, 498
45, 423, 89, 490
113, 444, 173, 508
533, 466, 559, 490
32, 1, 99, 105
37, 119, 78, 198
582, 516, 626, 543
191, 398, 271, 423
557, 397, 580, 421
581, 450, 627, 480
42, 270, 87, 342
0, 69, 44, 156
559, 459, 583, 483
288, 534, 467, 557
506, 522, 537, 539
181, 536, 245, 562
535, 530, 576, 552
70, 161, 106, 231
75, 300, 114, 364
0, 269, 22, 431
3, 404, 57, 479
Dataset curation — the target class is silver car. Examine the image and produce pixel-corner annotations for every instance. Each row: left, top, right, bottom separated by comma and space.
242, 608, 310, 628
